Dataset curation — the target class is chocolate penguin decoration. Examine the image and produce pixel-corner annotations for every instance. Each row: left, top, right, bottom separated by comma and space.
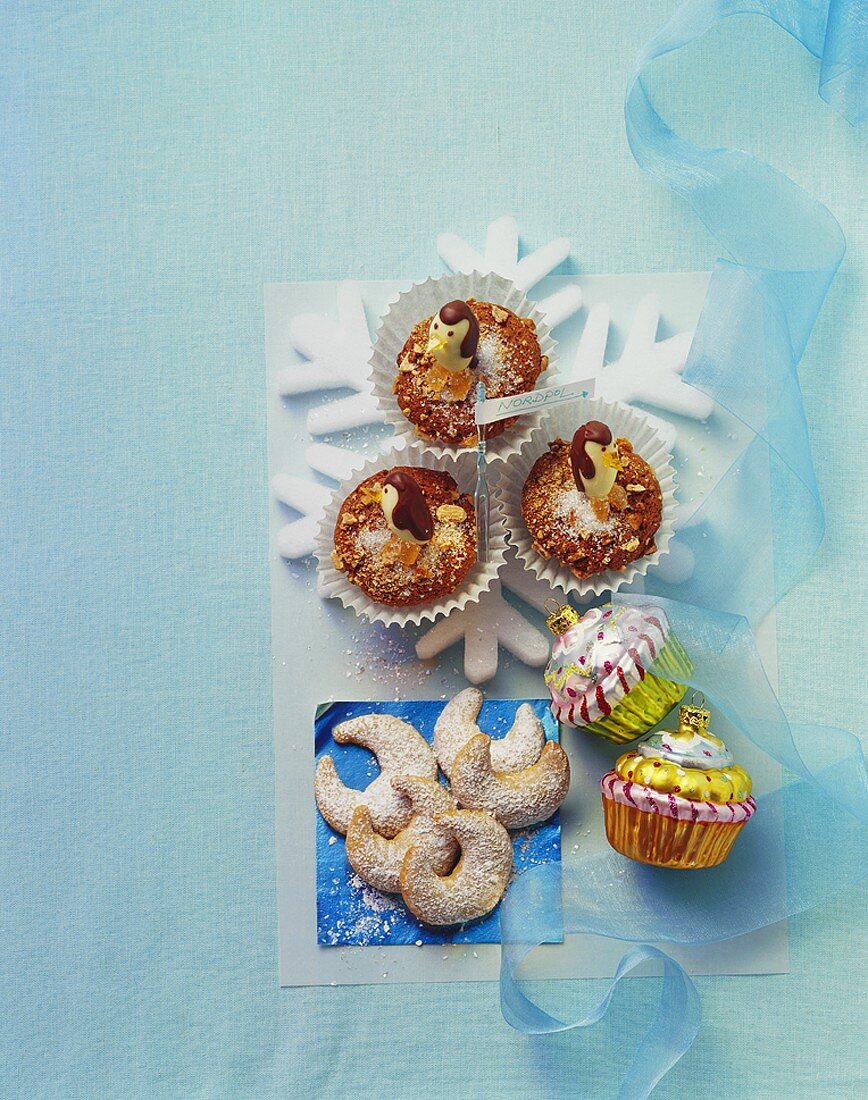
570, 421, 620, 499
380, 470, 435, 544
425, 300, 480, 373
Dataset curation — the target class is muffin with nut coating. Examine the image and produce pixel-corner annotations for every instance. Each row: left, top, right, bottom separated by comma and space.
393, 298, 546, 447
521, 421, 662, 579
331, 466, 476, 607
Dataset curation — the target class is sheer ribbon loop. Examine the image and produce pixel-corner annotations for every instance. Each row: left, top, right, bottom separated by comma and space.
499, 3, 868, 1094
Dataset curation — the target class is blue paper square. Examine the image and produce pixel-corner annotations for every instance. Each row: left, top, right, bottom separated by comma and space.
315, 698, 562, 946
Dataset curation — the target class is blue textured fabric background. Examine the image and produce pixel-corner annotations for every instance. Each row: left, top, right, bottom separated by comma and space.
1, 2, 865, 1097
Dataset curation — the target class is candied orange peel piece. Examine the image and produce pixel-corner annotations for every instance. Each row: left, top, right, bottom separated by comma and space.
397, 541, 421, 566
448, 370, 473, 402
358, 482, 382, 506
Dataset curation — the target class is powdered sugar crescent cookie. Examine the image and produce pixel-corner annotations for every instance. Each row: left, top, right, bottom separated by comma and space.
433, 687, 547, 779
314, 713, 437, 838
450, 734, 570, 829
400, 809, 513, 926
345, 776, 458, 894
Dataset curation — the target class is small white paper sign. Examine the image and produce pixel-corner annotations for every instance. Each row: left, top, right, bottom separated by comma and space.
475, 376, 597, 425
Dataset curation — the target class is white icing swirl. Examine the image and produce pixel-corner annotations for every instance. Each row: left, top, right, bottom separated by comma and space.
545, 603, 670, 727
637, 729, 733, 770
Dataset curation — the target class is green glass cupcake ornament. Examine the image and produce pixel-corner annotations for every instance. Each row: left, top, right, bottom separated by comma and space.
544, 601, 691, 744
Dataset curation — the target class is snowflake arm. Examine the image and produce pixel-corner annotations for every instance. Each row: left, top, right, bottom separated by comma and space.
275, 281, 371, 397
437, 215, 582, 328
415, 583, 549, 685
595, 295, 713, 420
271, 474, 329, 560
307, 391, 380, 435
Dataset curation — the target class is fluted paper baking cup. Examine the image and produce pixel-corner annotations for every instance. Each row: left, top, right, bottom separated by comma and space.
314, 442, 508, 628
497, 396, 677, 599
369, 271, 558, 463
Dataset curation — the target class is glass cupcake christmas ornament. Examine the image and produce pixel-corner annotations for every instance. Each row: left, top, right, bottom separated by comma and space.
543, 600, 690, 743
600, 695, 756, 869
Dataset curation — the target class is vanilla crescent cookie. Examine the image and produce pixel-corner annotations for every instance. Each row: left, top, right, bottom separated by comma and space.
314, 713, 438, 838
345, 776, 458, 894
433, 687, 547, 779
400, 809, 513, 926
450, 734, 570, 829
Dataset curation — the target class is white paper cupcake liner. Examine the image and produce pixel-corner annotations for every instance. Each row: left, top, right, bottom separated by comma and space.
314, 442, 508, 628
368, 271, 558, 464
497, 396, 677, 599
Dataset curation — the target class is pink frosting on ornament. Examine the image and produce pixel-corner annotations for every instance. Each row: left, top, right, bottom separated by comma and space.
600, 771, 757, 824
545, 603, 669, 728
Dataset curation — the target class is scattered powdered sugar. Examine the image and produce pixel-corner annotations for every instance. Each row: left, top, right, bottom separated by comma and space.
320, 873, 406, 946
475, 331, 522, 393
356, 527, 391, 555
555, 487, 615, 535
348, 872, 402, 914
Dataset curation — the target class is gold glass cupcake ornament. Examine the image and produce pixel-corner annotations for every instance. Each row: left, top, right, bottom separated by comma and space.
600, 695, 756, 869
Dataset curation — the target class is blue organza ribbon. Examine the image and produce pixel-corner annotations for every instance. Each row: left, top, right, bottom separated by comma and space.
499, 3, 868, 1095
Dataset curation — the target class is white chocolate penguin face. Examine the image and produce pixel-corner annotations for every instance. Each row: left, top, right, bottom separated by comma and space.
426, 314, 472, 373
380, 483, 408, 541
380, 481, 432, 544
580, 440, 620, 500
424, 301, 479, 374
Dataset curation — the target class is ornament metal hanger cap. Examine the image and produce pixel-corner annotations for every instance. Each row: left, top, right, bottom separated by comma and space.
544, 598, 580, 636
677, 692, 710, 735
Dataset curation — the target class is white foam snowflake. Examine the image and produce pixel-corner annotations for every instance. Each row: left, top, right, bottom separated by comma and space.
572, 296, 713, 428
275, 281, 378, 436
416, 582, 550, 685
437, 215, 584, 328
271, 220, 704, 681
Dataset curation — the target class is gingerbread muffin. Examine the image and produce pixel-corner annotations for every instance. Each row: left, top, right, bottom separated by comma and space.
521, 422, 662, 579
331, 466, 476, 607
392, 298, 547, 447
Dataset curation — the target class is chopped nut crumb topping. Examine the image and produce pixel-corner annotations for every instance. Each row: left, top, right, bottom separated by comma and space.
436, 503, 467, 524
359, 482, 383, 505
